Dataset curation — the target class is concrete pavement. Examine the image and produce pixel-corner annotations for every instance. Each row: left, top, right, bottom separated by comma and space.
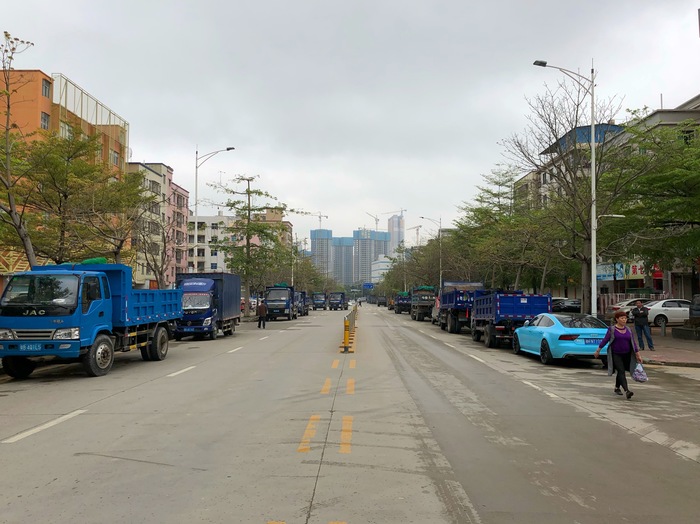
638, 326, 700, 368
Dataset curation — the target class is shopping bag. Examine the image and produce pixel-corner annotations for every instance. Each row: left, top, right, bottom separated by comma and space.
632, 363, 648, 383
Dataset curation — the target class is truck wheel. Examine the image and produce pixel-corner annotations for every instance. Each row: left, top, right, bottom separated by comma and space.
471, 328, 482, 342
148, 326, 169, 361
448, 315, 456, 333
210, 327, 218, 340
1, 356, 36, 379
82, 335, 114, 377
140, 347, 152, 361
484, 326, 496, 348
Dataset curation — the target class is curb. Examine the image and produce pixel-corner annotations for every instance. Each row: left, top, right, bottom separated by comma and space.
642, 358, 700, 369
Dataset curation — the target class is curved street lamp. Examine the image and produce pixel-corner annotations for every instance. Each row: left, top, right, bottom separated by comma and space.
534, 60, 598, 316
419, 216, 442, 291
192, 146, 235, 271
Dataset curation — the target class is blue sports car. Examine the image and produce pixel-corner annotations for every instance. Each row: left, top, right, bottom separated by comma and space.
513, 313, 609, 366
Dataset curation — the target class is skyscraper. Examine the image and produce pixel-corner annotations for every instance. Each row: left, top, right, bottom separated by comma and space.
332, 237, 354, 286
388, 214, 405, 254
310, 229, 333, 282
353, 229, 390, 284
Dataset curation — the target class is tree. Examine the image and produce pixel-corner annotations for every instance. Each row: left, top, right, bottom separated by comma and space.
0, 31, 37, 266
500, 78, 659, 313
14, 128, 150, 264
214, 175, 301, 315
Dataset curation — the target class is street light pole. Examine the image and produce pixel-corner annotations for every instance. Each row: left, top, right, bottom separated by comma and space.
192, 146, 234, 272
419, 216, 442, 291
533, 60, 597, 316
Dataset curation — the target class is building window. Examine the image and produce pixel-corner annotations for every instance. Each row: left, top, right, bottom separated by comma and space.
211, 263, 218, 270
42, 79, 51, 98
60, 121, 73, 139
211, 249, 218, 256
40, 112, 50, 130
211, 223, 219, 230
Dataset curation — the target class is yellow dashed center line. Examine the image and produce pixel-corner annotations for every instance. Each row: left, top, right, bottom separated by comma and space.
320, 378, 332, 394
339, 416, 353, 454
346, 378, 355, 394
297, 414, 321, 453
349, 359, 356, 368
332, 359, 340, 369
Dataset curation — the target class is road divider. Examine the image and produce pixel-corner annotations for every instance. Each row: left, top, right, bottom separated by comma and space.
340, 304, 358, 353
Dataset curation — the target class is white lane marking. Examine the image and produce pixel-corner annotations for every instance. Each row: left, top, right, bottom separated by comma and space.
444, 343, 456, 348
260, 336, 269, 340
469, 354, 486, 364
522, 380, 558, 398
228, 346, 243, 353
429, 334, 438, 340
2, 409, 87, 444
167, 366, 196, 377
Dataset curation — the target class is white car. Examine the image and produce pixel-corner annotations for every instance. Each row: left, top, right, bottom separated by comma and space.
642, 299, 691, 327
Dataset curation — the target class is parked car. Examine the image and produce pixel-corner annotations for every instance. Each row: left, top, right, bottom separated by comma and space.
604, 298, 652, 322
552, 298, 581, 313
513, 313, 610, 366
640, 299, 691, 327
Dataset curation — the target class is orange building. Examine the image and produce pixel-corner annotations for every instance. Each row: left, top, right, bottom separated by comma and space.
0, 70, 130, 285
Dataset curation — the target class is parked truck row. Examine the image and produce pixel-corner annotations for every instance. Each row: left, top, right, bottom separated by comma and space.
384, 283, 553, 348
0, 263, 343, 379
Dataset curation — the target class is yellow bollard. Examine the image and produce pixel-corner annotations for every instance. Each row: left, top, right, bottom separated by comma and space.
343, 318, 350, 353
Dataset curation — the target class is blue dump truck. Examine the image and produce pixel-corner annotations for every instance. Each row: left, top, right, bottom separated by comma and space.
471, 291, 551, 348
328, 291, 347, 311
174, 272, 241, 341
394, 291, 411, 314
295, 291, 310, 317
436, 282, 484, 334
0, 262, 182, 378
411, 285, 436, 321
265, 284, 297, 320
312, 292, 327, 310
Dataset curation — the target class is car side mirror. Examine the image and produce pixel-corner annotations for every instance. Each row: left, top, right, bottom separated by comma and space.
523, 320, 530, 327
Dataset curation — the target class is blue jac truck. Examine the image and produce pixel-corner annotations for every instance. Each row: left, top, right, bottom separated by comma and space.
436, 282, 484, 334
174, 272, 241, 340
471, 291, 551, 348
328, 291, 347, 311
394, 292, 411, 314
295, 291, 310, 317
410, 285, 435, 321
265, 284, 297, 320
312, 292, 327, 310
0, 262, 182, 378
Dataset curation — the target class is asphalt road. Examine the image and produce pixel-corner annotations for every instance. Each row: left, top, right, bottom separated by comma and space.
1, 307, 699, 523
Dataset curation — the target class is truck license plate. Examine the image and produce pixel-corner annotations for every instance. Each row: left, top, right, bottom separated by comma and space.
184, 327, 195, 332
19, 343, 43, 352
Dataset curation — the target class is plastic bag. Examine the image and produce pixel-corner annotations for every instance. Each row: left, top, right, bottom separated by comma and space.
632, 363, 648, 383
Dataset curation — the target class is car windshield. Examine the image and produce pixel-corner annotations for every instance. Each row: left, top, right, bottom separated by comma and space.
554, 313, 607, 329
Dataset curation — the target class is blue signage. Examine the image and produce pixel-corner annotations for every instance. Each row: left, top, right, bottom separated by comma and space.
362, 282, 374, 290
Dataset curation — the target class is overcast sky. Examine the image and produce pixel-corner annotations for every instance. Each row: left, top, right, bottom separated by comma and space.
6, 1, 700, 246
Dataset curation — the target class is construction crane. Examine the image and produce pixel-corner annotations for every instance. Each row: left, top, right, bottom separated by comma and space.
315, 211, 329, 229
382, 208, 407, 217
365, 212, 379, 231
407, 225, 422, 246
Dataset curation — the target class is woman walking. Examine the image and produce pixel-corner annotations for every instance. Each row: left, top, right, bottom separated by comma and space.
594, 310, 643, 400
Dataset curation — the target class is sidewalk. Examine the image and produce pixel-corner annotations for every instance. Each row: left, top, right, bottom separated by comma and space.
639, 326, 700, 368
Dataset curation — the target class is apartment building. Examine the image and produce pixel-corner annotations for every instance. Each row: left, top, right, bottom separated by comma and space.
0, 70, 129, 281
126, 162, 190, 288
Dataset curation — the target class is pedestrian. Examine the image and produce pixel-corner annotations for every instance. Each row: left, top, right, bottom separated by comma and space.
256, 300, 268, 329
630, 300, 655, 351
594, 310, 643, 400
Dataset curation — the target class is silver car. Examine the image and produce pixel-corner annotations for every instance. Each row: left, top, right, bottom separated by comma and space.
643, 299, 691, 327
604, 298, 652, 322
